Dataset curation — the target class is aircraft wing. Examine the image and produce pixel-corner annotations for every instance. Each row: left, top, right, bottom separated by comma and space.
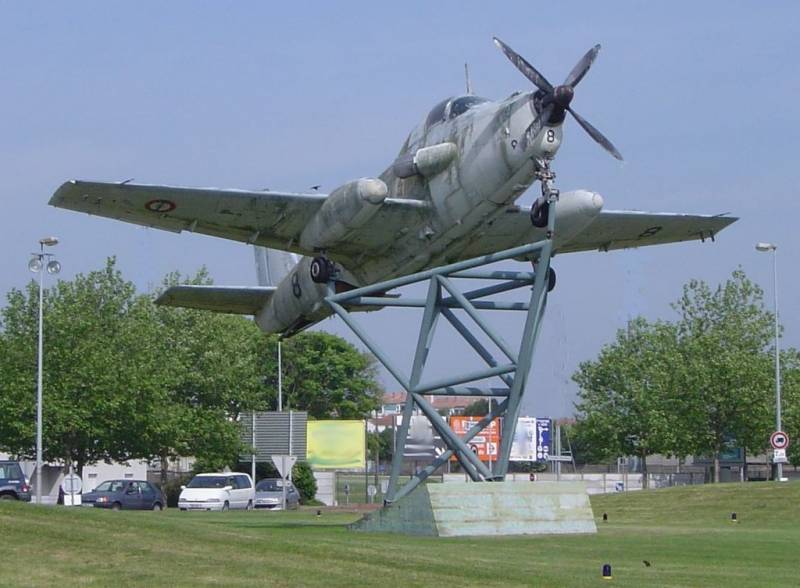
50, 180, 327, 252
557, 209, 738, 253
458, 207, 737, 258
50, 180, 426, 257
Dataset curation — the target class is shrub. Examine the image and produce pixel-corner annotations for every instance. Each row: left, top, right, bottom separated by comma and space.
292, 461, 317, 503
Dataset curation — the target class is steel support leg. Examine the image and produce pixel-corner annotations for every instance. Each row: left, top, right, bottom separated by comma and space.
327, 161, 559, 502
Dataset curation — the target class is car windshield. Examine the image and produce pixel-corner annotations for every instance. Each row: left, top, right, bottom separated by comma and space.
94, 480, 126, 493
0, 463, 23, 481
187, 476, 229, 489
256, 479, 283, 491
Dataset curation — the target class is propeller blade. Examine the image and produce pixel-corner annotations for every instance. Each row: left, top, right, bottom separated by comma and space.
519, 104, 554, 152
567, 107, 624, 161
493, 37, 553, 93
564, 44, 601, 89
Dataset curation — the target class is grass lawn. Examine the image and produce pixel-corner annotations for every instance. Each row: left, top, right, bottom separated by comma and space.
1, 482, 797, 587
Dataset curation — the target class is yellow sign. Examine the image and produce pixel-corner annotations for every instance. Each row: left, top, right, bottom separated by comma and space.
306, 420, 365, 469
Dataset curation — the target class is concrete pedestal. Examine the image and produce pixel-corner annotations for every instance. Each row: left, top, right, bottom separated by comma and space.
350, 481, 597, 537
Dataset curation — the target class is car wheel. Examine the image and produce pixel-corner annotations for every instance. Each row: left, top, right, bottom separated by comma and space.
111, 502, 122, 511
221, 501, 229, 512
0, 494, 16, 501
246, 500, 253, 511
152, 502, 163, 511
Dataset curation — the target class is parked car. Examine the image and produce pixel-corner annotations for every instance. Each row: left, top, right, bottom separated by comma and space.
0, 460, 31, 502
178, 472, 254, 512
254, 478, 300, 510
82, 479, 166, 510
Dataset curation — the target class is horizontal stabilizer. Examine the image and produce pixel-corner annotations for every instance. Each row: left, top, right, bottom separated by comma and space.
155, 285, 276, 315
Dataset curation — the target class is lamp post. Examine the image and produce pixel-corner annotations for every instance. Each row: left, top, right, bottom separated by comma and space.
28, 237, 61, 504
755, 242, 783, 481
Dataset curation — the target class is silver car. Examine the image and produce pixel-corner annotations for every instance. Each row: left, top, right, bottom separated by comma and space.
254, 478, 299, 510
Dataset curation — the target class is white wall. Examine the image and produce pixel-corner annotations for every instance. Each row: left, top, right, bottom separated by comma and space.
81, 460, 149, 492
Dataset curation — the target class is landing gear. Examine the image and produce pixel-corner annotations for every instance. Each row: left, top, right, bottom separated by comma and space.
310, 256, 334, 283
530, 197, 549, 228
533, 264, 556, 292
531, 159, 558, 229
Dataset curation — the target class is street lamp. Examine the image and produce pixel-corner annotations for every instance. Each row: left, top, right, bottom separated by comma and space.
755, 242, 784, 481
29, 237, 61, 504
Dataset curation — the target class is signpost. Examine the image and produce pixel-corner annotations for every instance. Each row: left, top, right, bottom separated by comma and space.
770, 431, 789, 450
62, 472, 82, 507
271, 455, 297, 510
770, 431, 789, 465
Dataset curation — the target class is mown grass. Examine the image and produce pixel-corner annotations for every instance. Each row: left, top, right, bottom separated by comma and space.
0, 482, 797, 587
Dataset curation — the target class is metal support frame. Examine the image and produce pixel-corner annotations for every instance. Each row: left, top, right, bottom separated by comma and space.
325, 160, 560, 504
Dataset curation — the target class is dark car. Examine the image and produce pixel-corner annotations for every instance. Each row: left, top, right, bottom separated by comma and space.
82, 479, 166, 511
0, 460, 31, 502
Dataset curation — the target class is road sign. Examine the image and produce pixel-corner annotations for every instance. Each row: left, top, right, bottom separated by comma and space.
770, 431, 789, 450
271, 455, 297, 479
773, 448, 788, 463
62, 473, 82, 494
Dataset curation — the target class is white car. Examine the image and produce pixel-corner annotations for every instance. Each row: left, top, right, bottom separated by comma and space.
178, 472, 254, 512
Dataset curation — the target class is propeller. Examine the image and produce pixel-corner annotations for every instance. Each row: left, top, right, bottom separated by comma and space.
493, 37, 623, 160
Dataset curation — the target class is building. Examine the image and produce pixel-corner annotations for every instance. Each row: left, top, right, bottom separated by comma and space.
378, 391, 474, 418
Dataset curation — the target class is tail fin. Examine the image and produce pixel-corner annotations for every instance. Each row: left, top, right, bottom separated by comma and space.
254, 246, 299, 287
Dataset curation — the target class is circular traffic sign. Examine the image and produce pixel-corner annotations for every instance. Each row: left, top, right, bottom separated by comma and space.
770, 431, 789, 450
62, 473, 82, 495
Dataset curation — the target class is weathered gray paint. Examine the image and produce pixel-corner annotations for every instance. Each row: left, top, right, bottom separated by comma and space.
351, 481, 597, 537
50, 41, 736, 334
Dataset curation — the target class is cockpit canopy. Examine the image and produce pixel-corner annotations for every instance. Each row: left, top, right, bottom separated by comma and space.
425, 95, 490, 129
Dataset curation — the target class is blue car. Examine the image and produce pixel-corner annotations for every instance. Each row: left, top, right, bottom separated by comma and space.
82, 479, 166, 511
0, 461, 31, 502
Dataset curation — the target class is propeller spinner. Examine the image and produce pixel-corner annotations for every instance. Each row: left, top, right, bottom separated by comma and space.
493, 37, 623, 161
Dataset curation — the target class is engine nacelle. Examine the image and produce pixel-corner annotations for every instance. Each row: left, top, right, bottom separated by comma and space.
393, 142, 458, 179
299, 178, 388, 251
255, 256, 328, 333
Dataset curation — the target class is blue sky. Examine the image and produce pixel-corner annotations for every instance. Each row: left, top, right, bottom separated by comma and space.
1, 1, 797, 417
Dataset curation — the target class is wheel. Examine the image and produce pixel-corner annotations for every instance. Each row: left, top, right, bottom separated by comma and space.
0, 494, 15, 501
246, 500, 253, 511
221, 501, 229, 512
530, 196, 549, 228
547, 267, 556, 292
111, 502, 122, 511
310, 256, 332, 283
152, 502, 163, 511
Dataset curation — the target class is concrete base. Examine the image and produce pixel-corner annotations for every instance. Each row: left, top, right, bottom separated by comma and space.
350, 481, 597, 537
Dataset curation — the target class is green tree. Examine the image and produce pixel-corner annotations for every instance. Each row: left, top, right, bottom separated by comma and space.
775, 350, 800, 466
0, 259, 171, 472
463, 399, 488, 416
140, 270, 267, 482
292, 461, 317, 503
275, 331, 382, 418
673, 270, 775, 481
573, 317, 682, 487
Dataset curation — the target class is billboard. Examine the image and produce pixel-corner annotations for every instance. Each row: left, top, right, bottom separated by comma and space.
510, 417, 551, 461
393, 414, 445, 459
449, 416, 501, 462
306, 420, 365, 469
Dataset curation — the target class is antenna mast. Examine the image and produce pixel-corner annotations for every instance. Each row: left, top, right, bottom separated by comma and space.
464, 63, 472, 95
